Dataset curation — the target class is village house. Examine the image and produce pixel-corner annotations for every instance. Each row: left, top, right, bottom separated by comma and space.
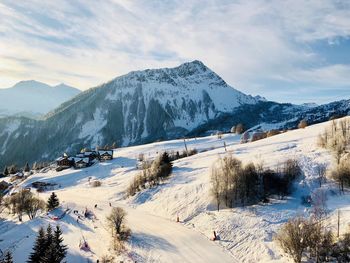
83, 150, 98, 161
98, 150, 113, 161
56, 154, 74, 168
73, 157, 90, 168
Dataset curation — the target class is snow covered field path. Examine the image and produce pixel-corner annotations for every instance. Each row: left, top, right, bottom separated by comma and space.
58, 189, 236, 263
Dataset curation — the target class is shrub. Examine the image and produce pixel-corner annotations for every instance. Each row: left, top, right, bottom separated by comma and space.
127, 152, 173, 196
275, 217, 310, 263
92, 180, 102, 187
235, 123, 245, 134
251, 131, 267, 142
298, 119, 308, 129
267, 129, 280, 137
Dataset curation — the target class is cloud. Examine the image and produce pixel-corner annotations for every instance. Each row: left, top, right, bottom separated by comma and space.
0, 0, 349, 103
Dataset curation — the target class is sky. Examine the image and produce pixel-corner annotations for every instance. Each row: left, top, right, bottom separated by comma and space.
0, 0, 350, 104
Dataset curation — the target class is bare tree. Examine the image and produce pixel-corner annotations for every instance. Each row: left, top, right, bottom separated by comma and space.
210, 165, 222, 211
106, 207, 131, 241
275, 217, 309, 263
24, 196, 45, 220
311, 189, 328, 220
316, 163, 327, 187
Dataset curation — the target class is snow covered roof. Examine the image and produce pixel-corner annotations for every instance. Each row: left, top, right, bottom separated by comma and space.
84, 151, 96, 156
73, 157, 89, 163
98, 150, 113, 155
56, 156, 73, 161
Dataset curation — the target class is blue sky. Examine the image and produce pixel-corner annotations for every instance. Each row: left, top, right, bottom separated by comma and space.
0, 0, 349, 104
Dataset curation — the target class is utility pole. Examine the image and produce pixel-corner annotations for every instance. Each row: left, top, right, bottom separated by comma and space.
183, 138, 188, 156
337, 209, 340, 238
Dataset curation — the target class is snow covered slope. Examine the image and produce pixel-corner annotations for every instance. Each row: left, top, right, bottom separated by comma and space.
2, 118, 350, 262
0, 80, 80, 118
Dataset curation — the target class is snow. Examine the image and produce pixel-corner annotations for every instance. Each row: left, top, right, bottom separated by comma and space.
1, 117, 350, 262
78, 108, 107, 146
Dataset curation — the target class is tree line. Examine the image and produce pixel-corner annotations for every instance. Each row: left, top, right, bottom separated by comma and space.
210, 155, 301, 210
127, 152, 173, 196
318, 118, 350, 193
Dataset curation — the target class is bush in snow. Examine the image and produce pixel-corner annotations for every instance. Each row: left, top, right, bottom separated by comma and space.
275, 216, 316, 263
298, 119, 308, 129
275, 215, 350, 262
331, 158, 350, 193
318, 118, 350, 165
267, 129, 280, 137
92, 180, 102, 187
100, 255, 115, 263
235, 123, 245, 134
127, 152, 173, 196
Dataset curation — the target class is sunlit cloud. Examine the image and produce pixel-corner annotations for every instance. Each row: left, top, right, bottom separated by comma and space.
0, 0, 349, 103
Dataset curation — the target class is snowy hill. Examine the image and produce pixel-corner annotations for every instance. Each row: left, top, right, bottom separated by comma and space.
1, 118, 350, 262
0, 80, 80, 118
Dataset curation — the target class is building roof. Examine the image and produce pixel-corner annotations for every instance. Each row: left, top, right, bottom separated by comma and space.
73, 157, 90, 164
98, 150, 113, 155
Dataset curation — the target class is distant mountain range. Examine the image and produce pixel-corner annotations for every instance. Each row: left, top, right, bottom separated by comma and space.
0, 60, 349, 169
0, 80, 80, 118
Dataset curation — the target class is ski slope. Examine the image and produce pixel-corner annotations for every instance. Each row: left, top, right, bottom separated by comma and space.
1, 118, 350, 262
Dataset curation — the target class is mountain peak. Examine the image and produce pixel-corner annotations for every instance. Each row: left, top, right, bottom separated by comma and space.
13, 80, 50, 89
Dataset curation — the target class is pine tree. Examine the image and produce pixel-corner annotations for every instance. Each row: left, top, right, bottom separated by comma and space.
27, 227, 46, 263
24, 162, 30, 172
47, 192, 59, 211
9, 165, 17, 175
111, 142, 117, 149
3, 166, 9, 176
42, 225, 67, 263
2, 250, 13, 263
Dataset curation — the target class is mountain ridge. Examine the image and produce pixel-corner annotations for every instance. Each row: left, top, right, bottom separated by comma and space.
0, 61, 349, 170
0, 80, 81, 118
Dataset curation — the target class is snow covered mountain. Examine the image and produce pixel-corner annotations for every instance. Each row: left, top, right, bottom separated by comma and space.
0, 80, 80, 118
0, 60, 349, 170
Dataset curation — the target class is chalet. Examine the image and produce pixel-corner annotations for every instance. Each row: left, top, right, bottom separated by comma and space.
56, 155, 74, 167
98, 150, 113, 161
73, 157, 90, 168
83, 151, 98, 161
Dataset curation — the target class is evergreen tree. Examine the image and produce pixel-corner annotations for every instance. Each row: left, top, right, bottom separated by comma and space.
24, 162, 30, 172
27, 227, 46, 263
45, 224, 53, 252
39, 225, 67, 263
46, 192, 59, 211
2, 250, 13, 263
111, 142, 117, 149
44, 226, 67, 263
3, 166, 9, 176
9, 165, 17, 175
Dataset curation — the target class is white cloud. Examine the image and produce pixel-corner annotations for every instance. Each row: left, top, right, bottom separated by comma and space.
0, 0, 349, 103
